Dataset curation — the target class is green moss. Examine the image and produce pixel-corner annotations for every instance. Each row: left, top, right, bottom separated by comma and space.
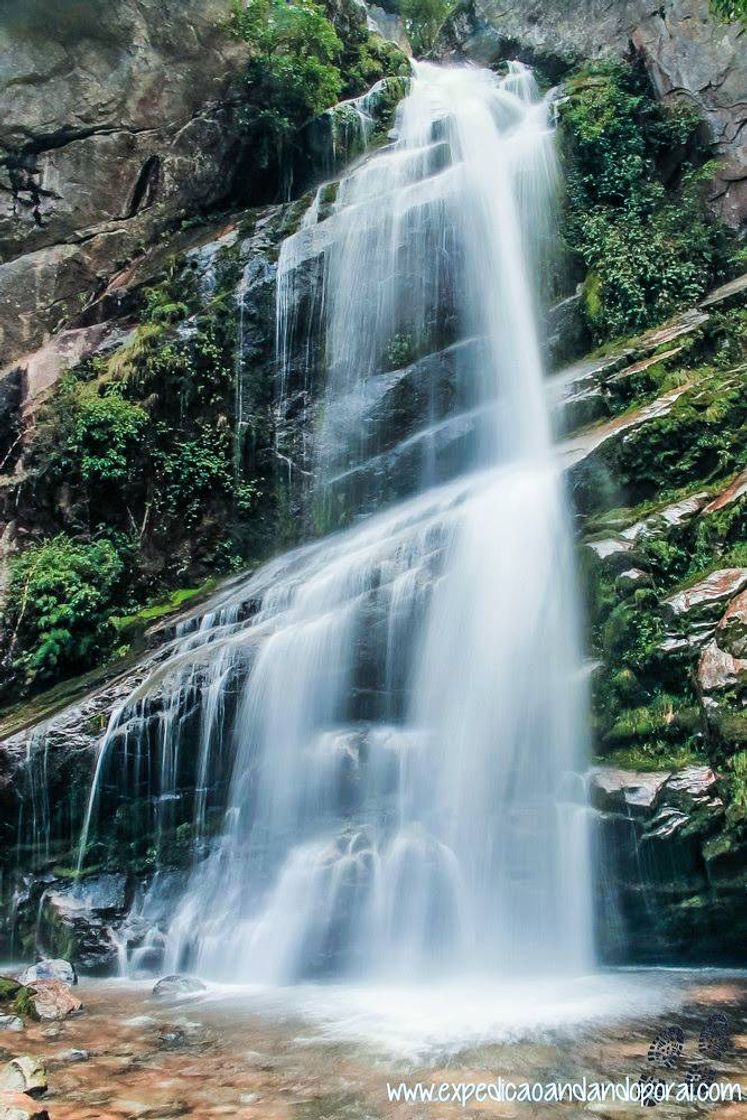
600, 744, 706, 772
0, 977, 21, 1002
11, 985, 39, 1021
112, 582, 216, 639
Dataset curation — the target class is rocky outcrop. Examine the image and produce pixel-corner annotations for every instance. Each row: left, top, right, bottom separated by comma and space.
440, 0, 747, 226
591, 765, 747, 962
0, 0, 252, 368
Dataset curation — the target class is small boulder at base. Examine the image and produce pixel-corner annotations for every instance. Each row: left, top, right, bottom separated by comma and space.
152, 975, 207, 999
0, 1016, 23, 1032
28, 980, 82, 1021
0, 1057, 47, 1098
19, 960, 77, 988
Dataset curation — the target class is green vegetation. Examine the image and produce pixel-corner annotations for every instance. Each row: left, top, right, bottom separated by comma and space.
1, 254, 264, 698
584, 309, 746, 775
383, 332, 416, 369
400, 0, 454, 55
232, 0, 344, 163
231, 0, 408, 178
559, 60, 731, 343
4, 537, 126, 687
710, 0, 746, 22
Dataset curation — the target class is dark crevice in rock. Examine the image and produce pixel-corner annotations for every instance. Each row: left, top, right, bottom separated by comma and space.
125, 155, 161, 218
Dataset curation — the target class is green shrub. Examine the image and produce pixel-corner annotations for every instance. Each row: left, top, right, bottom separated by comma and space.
4, 536, 127, 685
231, 0, 408, 174
72, 392, 148, 487
400, 0, 454, 55
560, 61, 729, 342
232, 0, 344, 164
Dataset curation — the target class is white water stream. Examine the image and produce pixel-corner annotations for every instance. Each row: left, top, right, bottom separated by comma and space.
78, 62, 593, 995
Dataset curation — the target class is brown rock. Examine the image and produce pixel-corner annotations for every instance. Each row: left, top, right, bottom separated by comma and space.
701, 468, 747, 514
698, 640, 747, 694
717, 588, 747, 657
28, 979, 82, 1021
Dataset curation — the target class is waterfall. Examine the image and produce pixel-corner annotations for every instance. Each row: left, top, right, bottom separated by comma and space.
79, 62, 592, 983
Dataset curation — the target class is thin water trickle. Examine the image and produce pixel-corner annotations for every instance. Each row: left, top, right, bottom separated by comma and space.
78, 62, 592, 988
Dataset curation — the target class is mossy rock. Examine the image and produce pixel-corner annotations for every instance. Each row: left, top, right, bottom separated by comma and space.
0, 976, 21, 1002
0, 977, 40, 1021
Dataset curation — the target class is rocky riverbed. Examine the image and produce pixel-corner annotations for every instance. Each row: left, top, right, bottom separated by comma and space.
1, 970, 746, 1119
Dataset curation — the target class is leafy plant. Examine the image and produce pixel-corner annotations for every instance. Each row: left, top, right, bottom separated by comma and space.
560, 61, 730, 342
4, 536, 127, 685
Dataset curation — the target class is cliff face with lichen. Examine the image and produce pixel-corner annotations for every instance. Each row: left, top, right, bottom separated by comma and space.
0, 0, 745, 972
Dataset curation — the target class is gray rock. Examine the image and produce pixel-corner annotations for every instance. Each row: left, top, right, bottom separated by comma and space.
717, 588, 747, 657
661, 765, 722, 814
589, 767, 670, 815
664, 568, 747, 622
546, 291, 591, 369
697, 640, 747, 694
37, 875, 130, 974
56, 1049, 89, 1063
615, 567, 651, 592
621, 493, 709, 542
0, 0, 251, 364
19, 959, 77, 987
0, 1055, 47, 1097
0, 1014, 23, 1032
152, 974, 207, 999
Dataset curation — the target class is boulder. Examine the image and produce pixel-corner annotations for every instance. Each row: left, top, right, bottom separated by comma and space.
18, 960, 77, 987
0, 1058, 46, 1098
37, 873, 130, 973
28, 980, 82, 1021
717, 588, 747, 657
589, 767, 670, 815
0, 1016, 23, 1033
56, 1049, 89, 1063
621, 493, 709, 542
615, 568, 651, 592
697, 640, 747, 695
0, 0, 251, 364
664, 568, 747, 623
152, 974, 207, 1000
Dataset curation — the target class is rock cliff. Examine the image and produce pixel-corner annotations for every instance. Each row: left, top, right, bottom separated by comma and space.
0, 0, 252, 367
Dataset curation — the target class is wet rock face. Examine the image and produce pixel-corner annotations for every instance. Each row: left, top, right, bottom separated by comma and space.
439, 0, 746, 227
0, 0, 250, 365
591, 765, 747, 963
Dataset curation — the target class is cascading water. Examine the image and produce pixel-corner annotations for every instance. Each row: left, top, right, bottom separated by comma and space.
78, 61, 593, 986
